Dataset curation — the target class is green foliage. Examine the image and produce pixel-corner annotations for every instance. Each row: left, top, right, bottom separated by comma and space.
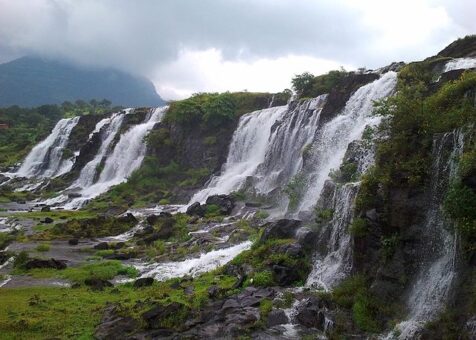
330, 161, 359, 183
332, 275, 386, 333
292, 69, 348, 98
254, 210, 269, 220
251, 271, 275, 287
259, 298, 273, 319
444, 181, 476, 237
13, 251, 29, 269
284, 173, 306, 211
59, 260, 138, 283
35, 243, 50, 252
165, 91, 280, 129
350, 218, 369, 237
380, 234, 399, 261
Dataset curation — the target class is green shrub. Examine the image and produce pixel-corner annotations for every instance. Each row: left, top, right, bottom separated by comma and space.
251, 271, 274, 287
254, 210, 269, 220
36, 243, 50, 252
444, 181, 476, 236
259, 298, 273, 319
13, 251, 29, 269
350, 218, 368, 237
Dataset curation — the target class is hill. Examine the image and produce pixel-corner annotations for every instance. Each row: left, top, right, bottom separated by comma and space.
0, 56, 165, 107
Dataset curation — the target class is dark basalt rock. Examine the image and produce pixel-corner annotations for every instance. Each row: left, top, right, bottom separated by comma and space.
295, 297, 326, 330
142, 302, 190, 329
186, 202, 205, 217
133, 277, 154, 288
84, 278, 113, 291
267, 309, 289, 327
259, 219, 302, 242
205, 194, 235, 215
94, 242, 109, 250
41, 217, 54, 224
25, 258, 67, 270
117, 213, 137, 224
94, 304, 138, 340
103, 252, 135, 260
68, 239, 79, 246
272, 264, 300, 286
40, 206, 51, 212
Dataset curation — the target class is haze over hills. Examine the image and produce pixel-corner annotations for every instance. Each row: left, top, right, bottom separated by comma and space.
0, 56, 165, 107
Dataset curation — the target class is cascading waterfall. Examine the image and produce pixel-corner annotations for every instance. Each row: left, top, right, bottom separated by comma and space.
64, 107, 167, 208
443, 57, 476, 72
388, 129, 465, 339
189, 105, 288, 204
71, 112, 125, 190
15, 117, 80, 178
254, 95, 327, 196
305, 182, 359, 290
295, 71, 397, 214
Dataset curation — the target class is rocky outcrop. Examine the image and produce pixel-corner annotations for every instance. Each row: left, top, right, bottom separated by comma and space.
94, 304, 138, 340
437, 35, 476, 58
25, 258, 67, 270
259, 219, 302, 242
319, 72, 380, 123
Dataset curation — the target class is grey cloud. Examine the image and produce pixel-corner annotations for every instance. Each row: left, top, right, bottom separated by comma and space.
0, 0, 472, 77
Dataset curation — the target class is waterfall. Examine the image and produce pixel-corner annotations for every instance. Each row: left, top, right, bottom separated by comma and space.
305, 182, 359, 290
295, 71, 397, 214
388, 129, 465, 339
443, 57, 476, 72
189, 105, 288, 204
15, 117, 80, 178
64, 107, 167, 208
70, 112, 126, 190
254, 95, 327, 196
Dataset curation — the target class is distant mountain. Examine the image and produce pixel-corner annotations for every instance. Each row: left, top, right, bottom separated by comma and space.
0, 56, 165, 107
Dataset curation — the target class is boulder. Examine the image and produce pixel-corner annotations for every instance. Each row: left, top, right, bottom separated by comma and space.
266, 309, 289, 327
25, 258, 67, 270
94, 304, 138, 340
113, 242, 125, 249
94, 242, 109, 250
205, 194, 235, 215
260, 219, 302, 243
84, 278, 113, 291
133, 277, 155, 288
272, 264, 300, 286
40, 206, 51, 212
42, 217, 54, 224
118, 213, 137, 224
186, 202, 205, 217
207, 285, 220, 298
142, 302, 190, 329
295, 297, 326, 330
68, 239, 79, 246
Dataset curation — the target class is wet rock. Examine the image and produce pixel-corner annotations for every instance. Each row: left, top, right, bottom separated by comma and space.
84, 278, 113, 291
40, 206, 51, 212
0, 251, 10, 265
272, 265, 300, 286
103, 252, 135, 260
295, 297, 326, 330
41, 217, 54, 224
135, 225, 153, 238
155, 217, 175, 239
94, 304, 138, 340
260, 219, 302, 243
186, 202, 205, 217
245, 202, 262, 208
133, 277, 154, 288
278, 242, 304, 258
117, 213, 137, 224
68, 239, 79, 246
208, 285, 220, 298
142, 302, 190, 329
113, 242, 125, 249
296, 227, 318, 251
205, 194, 235, 215
94, 242, 110, 250
267, 309, 289, 327
25, 258, 67, 270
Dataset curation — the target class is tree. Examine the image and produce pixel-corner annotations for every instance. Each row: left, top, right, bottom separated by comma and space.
291, 72, 315, 97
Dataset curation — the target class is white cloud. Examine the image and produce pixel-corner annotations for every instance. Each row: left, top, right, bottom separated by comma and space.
153, 48, 354, 100
0, 0, 474, 99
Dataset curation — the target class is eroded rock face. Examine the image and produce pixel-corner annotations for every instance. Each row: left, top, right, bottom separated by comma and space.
205, 194, 235, 215
94, 304, 138, 340
186, 202, 205, 217
25, 258, 67, 270
259, 219, 302, 242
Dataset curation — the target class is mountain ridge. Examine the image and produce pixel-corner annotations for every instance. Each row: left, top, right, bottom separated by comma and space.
0, 56, 165, 107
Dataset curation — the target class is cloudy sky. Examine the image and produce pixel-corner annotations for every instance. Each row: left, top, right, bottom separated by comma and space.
0, 0, 474, 100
